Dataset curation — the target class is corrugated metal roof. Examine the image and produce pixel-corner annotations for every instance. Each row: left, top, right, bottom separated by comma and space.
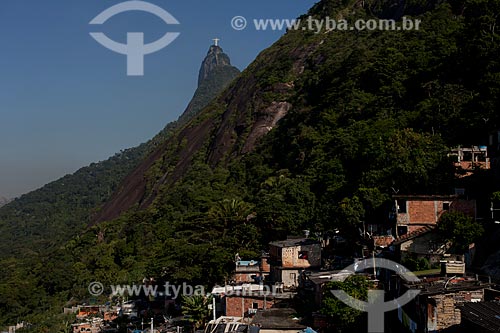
461, 302, 500, 331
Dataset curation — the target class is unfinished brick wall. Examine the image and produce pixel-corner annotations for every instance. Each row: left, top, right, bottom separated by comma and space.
431, 290, 484, 330
224, 296, 275, 317
280, 244, 321, 268
260, 256, 271, 273
234, 272, 256, 283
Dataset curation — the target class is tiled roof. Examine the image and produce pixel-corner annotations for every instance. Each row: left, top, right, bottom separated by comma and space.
392, 225, 436, 245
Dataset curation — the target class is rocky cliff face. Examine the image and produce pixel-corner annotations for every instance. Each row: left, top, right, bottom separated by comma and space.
198, 45, 233, 85
93, 32, 319, 223
93, 44, 240, 223
178, 45, 240, 125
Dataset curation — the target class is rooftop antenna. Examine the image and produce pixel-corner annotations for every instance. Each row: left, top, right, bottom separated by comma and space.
213, 38, 220, 46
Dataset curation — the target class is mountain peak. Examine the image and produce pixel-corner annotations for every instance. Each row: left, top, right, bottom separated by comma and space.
198, 43, 233, 86
93, 43, 240, 224
176, 44, 240, 125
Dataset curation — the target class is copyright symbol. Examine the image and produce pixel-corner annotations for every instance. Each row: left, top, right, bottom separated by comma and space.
231, 16, 247, 31
88, 282, 104, 296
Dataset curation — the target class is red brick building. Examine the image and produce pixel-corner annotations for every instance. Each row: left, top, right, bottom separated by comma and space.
212, 284, 296, 318
394, 195, 476, 236
224, 294, 277, 317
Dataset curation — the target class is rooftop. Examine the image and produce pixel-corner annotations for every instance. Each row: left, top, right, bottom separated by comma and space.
251, 308, 306, 330
205, 317, 248, 333
305, 270, 353, 285
460, 302, 500, 331
237, 260, 259, 267
212, 284, 264, 295
269, 238, 320, 248
451, 146, 488, 152
393, 194, 462, 200
211, 284, 296, 299
404, 277, 492, 296
392, 225, 436, 245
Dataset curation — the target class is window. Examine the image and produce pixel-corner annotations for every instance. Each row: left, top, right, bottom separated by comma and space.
463, 151, 473, 162
397, 226, 408, 236
397, 200, 407, 213
443, 202, 450, 211
298, 251, 309, 259
253, 302, 259, 309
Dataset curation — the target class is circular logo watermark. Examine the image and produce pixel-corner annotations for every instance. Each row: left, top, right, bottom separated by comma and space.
331, 258, 420, 333
231, 16, 247, 31
89, 1, 181, 76
88, 282, 105, 296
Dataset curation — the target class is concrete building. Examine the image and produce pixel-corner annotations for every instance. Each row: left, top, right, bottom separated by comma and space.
268, 238, 321, 290
392, 225, 448, 264
71, 320, 102, 333
233, 255, 271, 284
391, 275, 492, 332
393, 195, 476, 236
450, 146, 490, 177
211, 284, 295, 318
224, 293, 278, 318
235, 260, 263, 284
299, 270, 353, 308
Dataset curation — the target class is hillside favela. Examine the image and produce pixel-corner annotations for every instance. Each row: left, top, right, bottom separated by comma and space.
2, 0, 500, 332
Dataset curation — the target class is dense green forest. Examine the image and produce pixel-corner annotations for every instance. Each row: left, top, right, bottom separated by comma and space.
2, 0, 500, 331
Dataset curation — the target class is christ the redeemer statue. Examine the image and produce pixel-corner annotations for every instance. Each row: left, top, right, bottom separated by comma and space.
213, 38, 220, 46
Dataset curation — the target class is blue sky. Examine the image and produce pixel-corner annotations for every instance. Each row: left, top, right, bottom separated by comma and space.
0, 0, 317, 198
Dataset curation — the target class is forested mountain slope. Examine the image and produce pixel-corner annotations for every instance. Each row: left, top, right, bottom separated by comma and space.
0, 44, 240, 259
2, 0, 500, 330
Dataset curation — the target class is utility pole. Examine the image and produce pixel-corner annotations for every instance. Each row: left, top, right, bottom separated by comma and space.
373, 244, 376, 278
372, 229, 377, 280
213, 296, 216, 321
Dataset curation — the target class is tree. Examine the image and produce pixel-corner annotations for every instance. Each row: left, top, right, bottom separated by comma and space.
208, 199, 254, 238
491, 191, 500, 204
320, 275, 371, 332
437, 211, 484, 253
182, 295, 213, 332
